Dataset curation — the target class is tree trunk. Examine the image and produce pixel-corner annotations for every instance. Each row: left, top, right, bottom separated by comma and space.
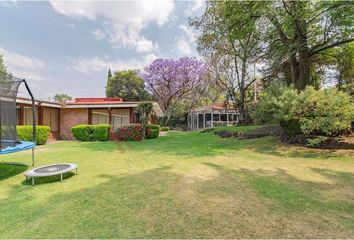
297, 34, 310, 90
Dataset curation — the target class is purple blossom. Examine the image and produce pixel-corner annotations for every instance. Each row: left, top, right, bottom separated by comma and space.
140, 57, 206, 113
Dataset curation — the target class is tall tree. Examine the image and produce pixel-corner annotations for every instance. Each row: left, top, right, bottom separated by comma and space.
106, 70, 151, 101
0, 54, 7, 74
141, 57, 206, 125
191, 1, 262, 121
53, 93, 73, 103
223, 1, 354, 90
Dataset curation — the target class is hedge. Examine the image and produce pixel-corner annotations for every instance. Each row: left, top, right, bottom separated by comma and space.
17, 125, 51, 145
71, 124, 110, 141
146, 124, 160, 139
115, 124, 144, 141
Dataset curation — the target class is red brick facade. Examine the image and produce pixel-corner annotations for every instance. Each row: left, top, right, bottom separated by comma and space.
16, 97, 162, 140
59, 108, 89, 140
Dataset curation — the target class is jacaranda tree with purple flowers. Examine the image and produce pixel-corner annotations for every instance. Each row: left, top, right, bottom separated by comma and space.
141, 57, 207, 125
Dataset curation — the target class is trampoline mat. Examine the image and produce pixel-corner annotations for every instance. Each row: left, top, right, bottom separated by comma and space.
34, 164, 71, 174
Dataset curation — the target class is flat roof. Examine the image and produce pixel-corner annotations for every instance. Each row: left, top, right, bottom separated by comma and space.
16, 97, 164, 117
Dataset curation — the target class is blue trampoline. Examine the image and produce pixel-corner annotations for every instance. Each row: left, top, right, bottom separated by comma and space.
0, 71, 36, 165
0, 141, 35, 154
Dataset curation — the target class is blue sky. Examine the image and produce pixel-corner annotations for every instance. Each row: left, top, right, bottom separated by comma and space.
0, 0, 204, 100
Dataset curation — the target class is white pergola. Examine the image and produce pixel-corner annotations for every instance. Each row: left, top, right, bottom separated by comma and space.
187, 104, 239, 130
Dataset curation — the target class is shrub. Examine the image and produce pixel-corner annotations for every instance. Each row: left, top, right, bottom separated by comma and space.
17, 125, 51, 145
288, 87, 354, 137
250, 80, 292, 124
146, 124, 160, 139
71, 124, 111, 141
93, 124, 111, 141
279, 119, 302, 137
115, 124, 144, 141
160, 127, 169, 131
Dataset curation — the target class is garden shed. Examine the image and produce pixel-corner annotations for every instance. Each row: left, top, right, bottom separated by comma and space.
187, 103, 240, 130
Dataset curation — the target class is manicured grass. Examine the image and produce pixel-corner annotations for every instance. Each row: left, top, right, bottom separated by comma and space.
0, 127, 353, 238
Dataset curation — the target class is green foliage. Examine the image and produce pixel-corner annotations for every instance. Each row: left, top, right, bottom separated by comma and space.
92, 124, 111, 141
253, 84, 354, 137
71, 124, 111, 141
289, 87, 354, 137
146, 124, 160, 139
250, 80, 291, 124
136, 102, 154, 139
17, 125, 51, 145
160, 127, 170, 131
106, 70, 151, 101
306, 136, 327, 148
53, 93, 72, 102
279, 119, 302, 137
115, 124, 144, 141
0, 54, 7, 74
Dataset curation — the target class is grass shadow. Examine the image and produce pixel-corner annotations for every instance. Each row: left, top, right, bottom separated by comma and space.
0, 163, 28, 181
21, 171, 76, 186
1, 163, 354, 238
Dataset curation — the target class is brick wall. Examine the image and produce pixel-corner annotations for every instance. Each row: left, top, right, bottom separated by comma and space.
59, 108, 88, 140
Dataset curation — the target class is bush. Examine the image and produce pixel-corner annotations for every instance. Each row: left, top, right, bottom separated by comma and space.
71, 124, 111, 141
115, 124, 144, 141
160, 127, 169, 131
146, 124, 160, 139
279, 119, 302, 137
17, 125, 51, 145
250, 80, 291, 124
289, 87, 354, 137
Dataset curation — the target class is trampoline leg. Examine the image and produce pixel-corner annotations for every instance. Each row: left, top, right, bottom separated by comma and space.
31, 148, 34, 166
31, 178, 34, 186
60, 174, 63, 182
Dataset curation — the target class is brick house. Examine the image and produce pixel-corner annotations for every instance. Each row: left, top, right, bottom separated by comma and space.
16, 97, 163, 140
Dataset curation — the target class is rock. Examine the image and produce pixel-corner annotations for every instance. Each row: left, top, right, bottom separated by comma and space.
214, 130, 233, 138
238, 125, 285, 140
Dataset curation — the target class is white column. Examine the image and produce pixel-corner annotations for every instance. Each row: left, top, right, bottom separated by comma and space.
203, 111, 205, 129
197, 113, 199, 130
211, 109, 214, 128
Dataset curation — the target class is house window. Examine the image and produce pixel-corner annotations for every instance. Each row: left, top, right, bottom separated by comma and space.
112, 109, 129, 130
24, 107, 38, 125
91, 109, 109, 124
16, 106, 20, 125
43, 108, 59, 131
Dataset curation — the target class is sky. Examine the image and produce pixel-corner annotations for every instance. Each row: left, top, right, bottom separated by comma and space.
0, 0, 205, 100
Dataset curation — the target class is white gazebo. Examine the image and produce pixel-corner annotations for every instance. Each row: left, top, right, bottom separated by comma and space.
187, 103, 239, 130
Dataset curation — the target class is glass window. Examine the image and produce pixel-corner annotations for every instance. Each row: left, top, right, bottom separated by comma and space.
16, 106, 20, 125
43, 108, 59, 131
112, 109, 129, 130
91, 109, 109, 124
24, 107, 38, 125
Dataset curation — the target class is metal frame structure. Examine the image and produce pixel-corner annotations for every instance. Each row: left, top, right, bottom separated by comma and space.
0, 71, 36, 165
187, 103, 240, 131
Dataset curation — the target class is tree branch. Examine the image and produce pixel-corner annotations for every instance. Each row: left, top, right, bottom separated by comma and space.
310, 38, 354, 56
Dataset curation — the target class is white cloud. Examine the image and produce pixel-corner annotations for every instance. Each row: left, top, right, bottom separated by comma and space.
50, 1, 174, 52
70, 54, 158, 74
92, 29, 105, 40
136, 38, 159, 53
185, 0, 205, 16
176, 38, 192, 56
179, 24, 196, 42
0, 0, 17, 8
0, 47, 46, 81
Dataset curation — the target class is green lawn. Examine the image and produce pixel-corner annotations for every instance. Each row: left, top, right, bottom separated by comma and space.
0, 127, 354, 238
